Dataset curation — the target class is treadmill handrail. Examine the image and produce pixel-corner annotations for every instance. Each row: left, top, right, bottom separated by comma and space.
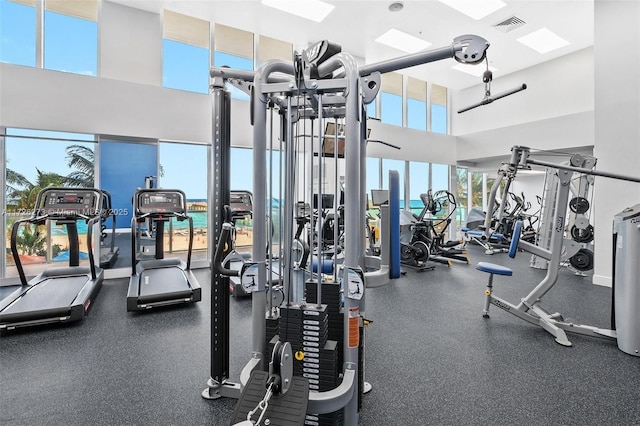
10, 218, 35, 286
100, 189, 117, 254
86, 215, 99, 280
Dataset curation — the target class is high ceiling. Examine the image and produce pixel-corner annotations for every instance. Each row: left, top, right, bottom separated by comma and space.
111, 0, 594, 90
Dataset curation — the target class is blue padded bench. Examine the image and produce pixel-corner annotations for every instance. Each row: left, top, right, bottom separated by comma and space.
476, 261, 513, 318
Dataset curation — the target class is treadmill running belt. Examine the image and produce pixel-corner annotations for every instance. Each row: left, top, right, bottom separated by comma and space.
137, 268, 193, 303
1, 276, 89, 320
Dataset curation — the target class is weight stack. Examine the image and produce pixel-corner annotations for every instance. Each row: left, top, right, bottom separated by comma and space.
305, 281, 346, 425
305, 280, 344, 368
276, 304, 342, 426
265, 312, 280, 357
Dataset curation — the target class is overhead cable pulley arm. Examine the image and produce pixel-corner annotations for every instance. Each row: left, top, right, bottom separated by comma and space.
357, 34, 489, 77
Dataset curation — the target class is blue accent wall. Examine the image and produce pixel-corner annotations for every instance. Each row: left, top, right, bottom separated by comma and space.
100, 141, 157, 229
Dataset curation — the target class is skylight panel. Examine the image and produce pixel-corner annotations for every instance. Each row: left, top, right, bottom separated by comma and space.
517, 27, 570, 54
375, 28, 432, 54
261, 0, 335, 23
438, 0, 506, 20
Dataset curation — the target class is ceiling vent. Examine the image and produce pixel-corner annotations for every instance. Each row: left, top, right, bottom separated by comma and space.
492, 15, 526, 33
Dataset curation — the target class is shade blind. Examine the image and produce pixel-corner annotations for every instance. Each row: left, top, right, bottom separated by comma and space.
431, 84, 447, 106
407, 77, 427, 101
214, 23, 253, 59
258, 35, 292, 62
45, 0, 98, 21
163, 9, 210, 49
10, 0, 36, 7
381, 72, 403, 96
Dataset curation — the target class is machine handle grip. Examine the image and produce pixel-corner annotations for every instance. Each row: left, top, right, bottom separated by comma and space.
213, 223, 239, 277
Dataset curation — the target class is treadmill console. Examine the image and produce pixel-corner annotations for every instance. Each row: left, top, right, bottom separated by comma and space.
230, 191, 253, 219
37, 188, 102, 217
136, 190, 186, 215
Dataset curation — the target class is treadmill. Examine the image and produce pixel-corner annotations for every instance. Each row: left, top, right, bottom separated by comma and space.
99, 190, 119, 269
0, 187, 105, 331
127, 189, 201, 311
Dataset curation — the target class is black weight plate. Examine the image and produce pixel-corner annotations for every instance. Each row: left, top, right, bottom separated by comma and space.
569, 248, 594, 271
569, 197, 590, 214
570, 224, 594, 243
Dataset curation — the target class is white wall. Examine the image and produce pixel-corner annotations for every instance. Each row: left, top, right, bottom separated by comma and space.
456, 111, 595, 164
453, 48, 595, 166
0, 63, 211, 143
592, 0, 640, 286
366, 120, 457, 165
100, 0, 162, 85
452, 47, 594, 136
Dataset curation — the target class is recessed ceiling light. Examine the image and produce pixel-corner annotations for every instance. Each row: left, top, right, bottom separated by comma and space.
375, 28, 431, 54
517, 27, 570, 54
388, 2, 404, 12
261, 0, 335, 23
438, 0, 506, 20
452, 63, 497, 77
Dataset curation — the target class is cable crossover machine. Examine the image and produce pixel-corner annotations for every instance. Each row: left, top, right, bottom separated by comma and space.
203, 35, 492, 425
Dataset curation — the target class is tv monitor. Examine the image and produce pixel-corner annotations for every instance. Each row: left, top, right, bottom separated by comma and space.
322, 122, 371, 158
313, 193, 334, 210
370, 189, 389, 207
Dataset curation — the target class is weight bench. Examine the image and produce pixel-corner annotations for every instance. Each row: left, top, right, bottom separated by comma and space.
476, 261, 513, 318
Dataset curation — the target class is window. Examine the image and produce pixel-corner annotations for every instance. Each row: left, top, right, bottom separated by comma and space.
0, 0, 36, 67
44, 0, 98, 75
230, 147, 254, 248
163, 10, 210, 94
214, 24, 254, 100
5, 128, 95, 278
409, 161, 429, 215
407, 77, 427, 131
366, 101, 377, 120
159, 142, 208, 258
430, 84, 447, 134
431, 163, 449, 192
470, 172, 484, 209
380, 72, 403, 126
456, 167, 468, 228
366, 157, 381, 206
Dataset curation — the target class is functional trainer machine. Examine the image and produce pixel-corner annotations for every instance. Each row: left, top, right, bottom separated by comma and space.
204, 34, 491, 425
127, 188, 201, 311
476, 145, 640, 356
0, 187, 104, 331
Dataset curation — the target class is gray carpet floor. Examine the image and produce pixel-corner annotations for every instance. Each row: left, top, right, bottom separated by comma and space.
1, 245, 639, 425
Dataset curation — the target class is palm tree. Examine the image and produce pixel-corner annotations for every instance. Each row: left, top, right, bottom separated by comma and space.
14, 224, 47, 256
6, 168, 66, 211
65, 144, 94, 187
